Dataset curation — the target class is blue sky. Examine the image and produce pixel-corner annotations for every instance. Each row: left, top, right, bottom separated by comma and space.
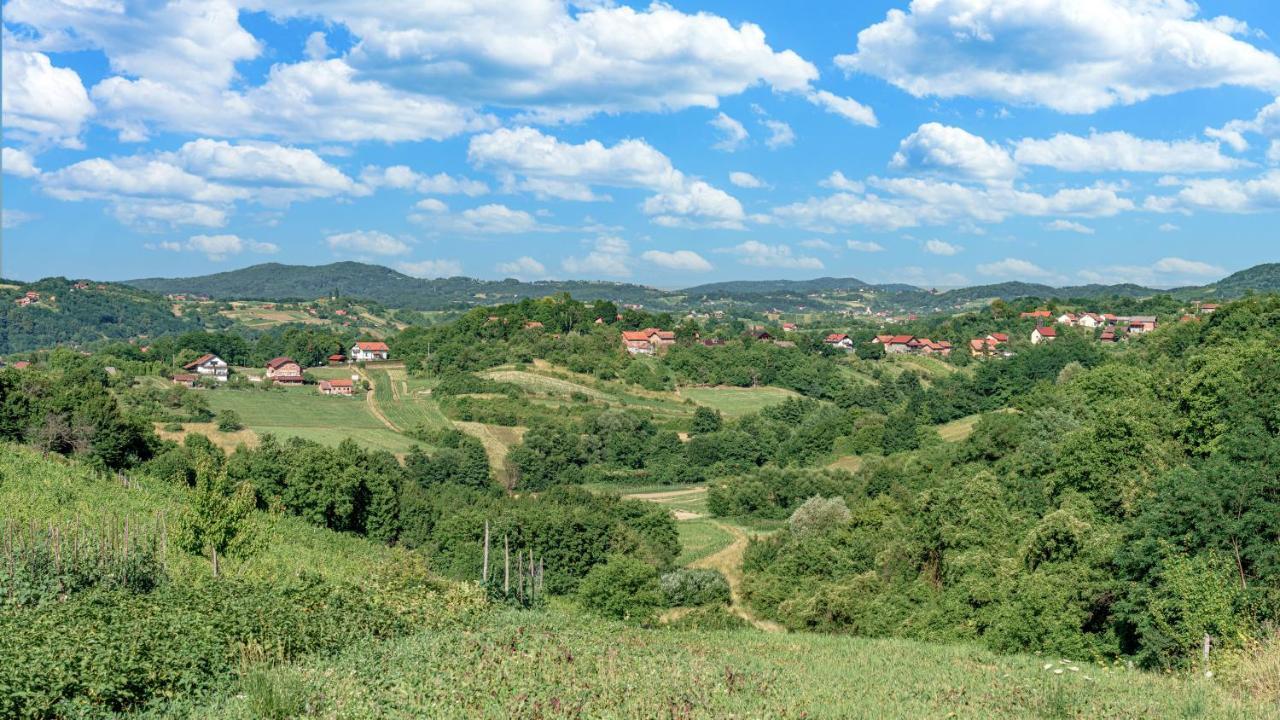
3, 0, 1279, 288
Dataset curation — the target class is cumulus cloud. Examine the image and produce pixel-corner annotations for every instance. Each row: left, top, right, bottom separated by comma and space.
923, 239, 962, 256
722, 240, 823, 269
183, 234, 278, 261
891, 123, 1016, 183
1, 49, 94, 147
763, 120, 796, 149
1206, 97, 1280, 151
1153, 257, 1224, 276
837, 0, 1280, 113
847, 240, 885, 252
1159, 223, 1180, 232
304, 31, 330, 61
821, 172, 865, 193
2, 147, 41, 178
799, 239, 837, 251
643, 181, 746, 229
1013, 131, 1246, 172
1078, 257, 1226, 286
360, 165, 489, 196
1145, 170, 1280, 213
1046, 220, 1095, 234
976, 257, 1059, 281
326, 230, 411, 256
496, 256, 548, 278
710, 113, 749, 151
804, 90, 878, 127
414, 198, 448, 213
563, 236, 633, 277
454, 204, 539, 234
729, 171, 766, 188
1, 209, 38, 229
641, 249, 713, 272
398, 259, 463, 278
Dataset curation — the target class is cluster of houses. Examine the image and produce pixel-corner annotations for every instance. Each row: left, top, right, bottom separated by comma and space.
621, 328, 677, 355
1024, 310, 1163, 346
171, 341, 388, 393
13, 291, 41, 307
969, 333, 1011, 357
872, 335, 953, 356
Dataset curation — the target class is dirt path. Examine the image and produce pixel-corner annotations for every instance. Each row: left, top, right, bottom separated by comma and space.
689, 521, 785, 632
358, 369, 402, 433
622, 487, 707, 503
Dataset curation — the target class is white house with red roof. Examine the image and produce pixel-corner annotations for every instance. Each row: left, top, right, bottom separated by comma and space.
824, 333, 854, 350
351, 341, 390, 362
621, 328, 676, 355
182, 353, 228, 381
1031, 326, 1057, 344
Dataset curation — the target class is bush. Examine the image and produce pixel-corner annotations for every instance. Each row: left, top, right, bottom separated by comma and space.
660, 604, 750, 631
577, 554, 662, 623
787, 496, 852, 537
216, 410, 243, 432
660, 568, 731, 607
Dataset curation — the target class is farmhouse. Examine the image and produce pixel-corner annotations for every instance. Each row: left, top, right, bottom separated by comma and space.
328, 353, 346, 364
171, 374, 198, 388
1031, 326, 1057, 344
970, 333, 1008, 358
824, 333, 854, 350
318, 378, 355, 396
265, 356, 304, 385
884, 335, 916, 354
1100, 329, 1120, 343
782, 322, 797, 332
182, 353, 229, 382
621, 328, 676, 355
1198, 303, 1219, 314
1076, 313, 1105, 328
351, 341, 390, 362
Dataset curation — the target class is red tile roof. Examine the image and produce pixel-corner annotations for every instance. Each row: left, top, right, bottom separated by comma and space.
182, 353, 218, 370
266, 356, 297, 370
1035, 326, 1057, 337
889, 335, 914, 344
824, 333, 849, 342
355, 341, 390, 352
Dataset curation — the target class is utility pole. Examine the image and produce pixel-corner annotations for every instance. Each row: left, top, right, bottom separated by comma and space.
482, 521, 490, 583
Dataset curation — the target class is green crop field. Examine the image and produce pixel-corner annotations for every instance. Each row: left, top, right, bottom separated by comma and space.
204, 386, 419, 454
676, 518, 733, 565
370, 369, 451, 432
174, 605, 1267, 720
680, 385, 800, 417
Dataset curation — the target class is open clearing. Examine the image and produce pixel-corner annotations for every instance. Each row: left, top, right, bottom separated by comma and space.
679, 385, 799, 417
154, 421, 258, 453
938, 413, 983, 442
204, 387, 418, 454
454, 421, 526, 488
675, 518, 733, 565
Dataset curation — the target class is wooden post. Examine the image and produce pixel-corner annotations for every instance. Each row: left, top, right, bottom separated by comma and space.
1202, 634, 1212, 670
482, 521, 490, 583
503, 535, 510, 595
211, 547, 220, 578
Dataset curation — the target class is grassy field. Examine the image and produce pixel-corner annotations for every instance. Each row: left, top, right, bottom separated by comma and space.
937, 413, 983, 442
676, 518, 734, 565
369, 368, 451, 432
680, 385, 800, 417
175, 605, 1271, 720
454, 421, 526, 488
204, 386, 419, 454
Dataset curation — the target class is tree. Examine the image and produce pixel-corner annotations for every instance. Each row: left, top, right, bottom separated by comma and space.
177, 459, 257, 576
217, 409, 243, 432
576, 554, 663, 623
690, 406, 723, 434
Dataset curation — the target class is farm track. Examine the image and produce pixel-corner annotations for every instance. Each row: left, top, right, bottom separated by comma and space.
359, 369, 402, 433
689, 521, 785, 633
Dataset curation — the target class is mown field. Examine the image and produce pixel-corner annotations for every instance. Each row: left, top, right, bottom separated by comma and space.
679, 385, 799, 417
204, 386, 420, 454
174, 605, 1269, 720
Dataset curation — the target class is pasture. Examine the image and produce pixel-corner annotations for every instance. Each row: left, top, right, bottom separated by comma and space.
680, 385, 800, 417
204, 386, 419, 454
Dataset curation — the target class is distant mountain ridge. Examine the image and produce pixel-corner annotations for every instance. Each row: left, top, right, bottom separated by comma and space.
125, 261, 1280, 310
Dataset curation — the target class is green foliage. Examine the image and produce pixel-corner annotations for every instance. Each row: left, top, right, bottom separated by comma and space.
660, 568, 731, 607
216, 409, 243, 432
577, 554, 663, 623
788, 496, 852, 536
690, 405, 723, 434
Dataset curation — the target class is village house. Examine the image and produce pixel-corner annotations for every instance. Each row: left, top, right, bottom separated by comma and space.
1100, 328, 1121, 343
351, 341, 390, 362
328, 353, 346, 365
1198, 303, 1219, 314
969, 333, 1009, 358
884, 335, 917, 354
700, 338, 726, 347
1076, 313, 1105, 328
621, 328, 676, 355
1121, 315, 1158, 334
1031, 326, 1057, 344
318, 378, 355, 396
265, 356, 304, 385
171, 374, 198, 388
1056, 312, 1077, 326
750, 330, 774, 342
782, 322, 797, 332
1020, 310, 1052, 319
183, 353, 229, 382
824, 333, 854, 351
916, 339, 952, 356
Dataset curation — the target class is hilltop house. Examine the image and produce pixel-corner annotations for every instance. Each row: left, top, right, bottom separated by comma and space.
351, 341, 390, 362
1031, 326, 1057, 344
621, 328, 676, 355
183, 353, 228, 382
824, 333, 854, 351
318, 378, 354, 396
265, 356, 304, 385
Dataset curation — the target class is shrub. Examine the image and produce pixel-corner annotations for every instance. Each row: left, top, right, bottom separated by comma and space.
216, 410, 243, 432
577, 554, 662, 623
660, 604, 750, 631
787, 496, 852, 537
660, 568, 731, 607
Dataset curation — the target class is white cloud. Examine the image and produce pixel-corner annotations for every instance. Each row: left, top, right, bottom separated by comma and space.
891, 123, 1016, 183
641, 249, 713, 272
1158, 223, 1180, 232
1270, 140, 1280, 165
1206, 97, 1280, 151
722, 240, 822, 269
1153, 257, 1224, 276
166, 139, 360, 204
1046, 220, 1095, 235
837, 0, 1280, 114
1013, 131, 1245, 172
496, 256, 547, 278
304, 31, 330, 61
729, 171, 766, 188
455, 204, 539, 234
763, 120, 795, 149
469, 127, 682, 192
414, 198, 449, 214
2, 147, 41, 177
643, 181, 746, 229
804, 90, 877, 127
360, 165, 489, 196
563, 236, 632, 277
1, 209, 38, 229
710, 112, 749, 151
1145, 170, 1280, 213
847, 240, 885, 252
1, 49, 94, 147
1078, 256, 1226, 286
326, 230, 411, 256
112, 200, 228, 228
923, 239, 962, 256
976, 258, 1059, 281
398, 259, 463, 278
821, 171, 864, 193
799, 239, 836, 251
184, 234, 277, 261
